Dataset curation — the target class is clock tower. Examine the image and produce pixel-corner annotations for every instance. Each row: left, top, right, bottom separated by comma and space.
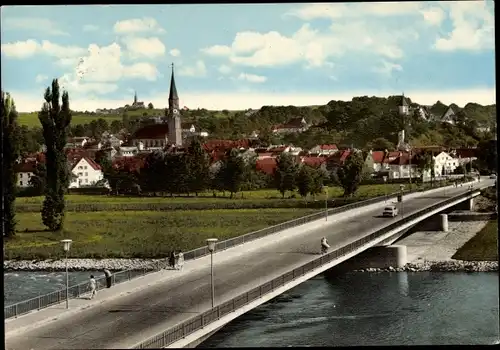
167, 63, 182, 146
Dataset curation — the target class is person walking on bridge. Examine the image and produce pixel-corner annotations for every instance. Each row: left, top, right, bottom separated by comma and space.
89, 275, 97, 299
168, 251, 176, 269
321, 237, 330, 254
176, 250, 184, 270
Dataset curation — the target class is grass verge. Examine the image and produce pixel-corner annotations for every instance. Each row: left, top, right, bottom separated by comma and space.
5, 209, 318, 260
452, 220, 498, 261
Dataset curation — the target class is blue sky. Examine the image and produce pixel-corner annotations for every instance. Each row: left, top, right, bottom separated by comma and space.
0, 2, 495, 112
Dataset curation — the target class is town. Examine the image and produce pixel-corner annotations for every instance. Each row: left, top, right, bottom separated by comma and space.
14, 67, 488, 196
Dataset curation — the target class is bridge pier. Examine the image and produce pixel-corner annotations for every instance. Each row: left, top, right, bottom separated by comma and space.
455, 198, 474, 211
326, 245, 408, 274
440, 214, 449, 232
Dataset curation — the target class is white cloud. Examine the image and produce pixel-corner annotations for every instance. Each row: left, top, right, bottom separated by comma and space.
83, 24, 99, 32
169, 48, 181, 57
202, 21, 416, 68
35, 74, 48, 83
178, 60, 207, 77
1, 39, 87, 60
1, 39, 40, 58
121, 37, 166, 59
2, 17, 68, 36
9, 87, 496, 113
284, 2, 423, 21
372, 60, 403, 77
434, 1, 494, 52
113, 17, 165, 35
218, 64, 232, 75
420, 6, 446, 26
237, 73, 267, 83
201, 45, 232, 57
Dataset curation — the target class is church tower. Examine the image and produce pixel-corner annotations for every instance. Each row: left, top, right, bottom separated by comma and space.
398, 92, 409, 116
167, 63, 182, 146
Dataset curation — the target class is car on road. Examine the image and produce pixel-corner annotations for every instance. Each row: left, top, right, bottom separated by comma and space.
489, 174, 497, 179
382, 205, 399, 217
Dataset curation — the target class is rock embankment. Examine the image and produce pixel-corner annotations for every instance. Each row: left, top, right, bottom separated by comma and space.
3, 258, 168, 272
350, 260, 498, 273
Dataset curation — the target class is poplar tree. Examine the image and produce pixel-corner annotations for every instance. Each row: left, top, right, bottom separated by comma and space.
186, 138, 210, 196
1, 91, 20, 238
38, 79, 72, 231
274, 152, 298, 198
335, 152, 365, 197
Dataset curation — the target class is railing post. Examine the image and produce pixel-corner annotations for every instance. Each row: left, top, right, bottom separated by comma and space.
182, 324, 186, 338
15, 304, 18, 318
259, 285, 262, 296
232, 298, 236, 312
38, 296, 41, 310
246, 292, 249, 303
58, 291, 61, 303
128, 270, 131, 280
78, 284, 81, 297
163, 333, 166, 348
217, 305, 220, 319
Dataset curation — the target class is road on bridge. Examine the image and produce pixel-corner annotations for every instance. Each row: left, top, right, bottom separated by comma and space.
6, 180, 492, 350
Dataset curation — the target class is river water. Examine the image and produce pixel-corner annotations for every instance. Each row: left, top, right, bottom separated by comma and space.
4, 271, 499, 346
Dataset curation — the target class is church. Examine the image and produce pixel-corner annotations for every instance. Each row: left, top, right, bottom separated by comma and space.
131, 64, 183, 149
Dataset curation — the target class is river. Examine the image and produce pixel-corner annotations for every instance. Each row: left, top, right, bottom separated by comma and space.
4, 271, 499, 346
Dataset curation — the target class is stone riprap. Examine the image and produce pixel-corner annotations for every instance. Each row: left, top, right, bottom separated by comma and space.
3, 258, 168, 272
350, 260, 498, 273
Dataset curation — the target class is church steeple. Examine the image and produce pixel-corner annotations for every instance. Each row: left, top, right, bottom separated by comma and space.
169, 63, 179, 109
134, 91, 137, 105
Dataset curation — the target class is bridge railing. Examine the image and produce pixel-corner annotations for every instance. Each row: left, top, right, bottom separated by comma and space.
4, 181, 479, 320
134, 188, 480, 349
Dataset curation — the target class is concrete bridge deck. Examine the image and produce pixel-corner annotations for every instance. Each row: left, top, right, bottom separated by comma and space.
5, 179, 493, 350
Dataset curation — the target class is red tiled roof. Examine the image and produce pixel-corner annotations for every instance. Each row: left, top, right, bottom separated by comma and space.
319, 144, 337, 150
301, 156, 327, 168
371, 151, 385, 163
268, 146, 287, 153
132, 124, 169, 139
15, 161, 37, 173
255, 158, 277, 175
203, 139, 251, 152
257, 152, 273, 159
84, 157, 102, 171
272, 117, 307, 130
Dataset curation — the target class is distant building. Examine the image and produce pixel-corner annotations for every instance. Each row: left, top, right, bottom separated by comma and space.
69, 157, 104, 188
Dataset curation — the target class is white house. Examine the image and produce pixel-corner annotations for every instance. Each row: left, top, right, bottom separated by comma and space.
272, 117, 309, 134
181, 123, 209, 138
118, 146, 139, 157
66, 137, 90, 148
309, 144, 338, 156
433, 151, 458, 176
69, 157, 104, 188
15, 161, 37, 187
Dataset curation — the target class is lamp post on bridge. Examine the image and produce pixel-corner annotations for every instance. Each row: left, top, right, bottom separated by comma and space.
206, 238, 218, 308
60, 239, 72, 309
399, 184, 405, 218
324, 186, 328, 221
383, 176, 388, 203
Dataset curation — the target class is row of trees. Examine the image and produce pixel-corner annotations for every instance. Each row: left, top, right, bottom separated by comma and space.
2, 80, 73, 238
97, 141, 367, 199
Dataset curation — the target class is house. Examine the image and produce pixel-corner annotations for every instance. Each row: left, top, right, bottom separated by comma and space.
450, 148, 478, 168
364, 150, 386, 173
433, 151, 458, 176
118, 146, 139, 157
388, 152, 414, 180
255, 158, 277, 175
267, 145, 303, 156
69, 157, 104, 188
131, 124, 169, 149
272, 117, 309, 134
439, 106, 456, 125
325, 150, 353, 172
181, 122, 209, 138
300, 156, 328, 172
15, 161, 37, 187
66, 136, 90, 148
309, 144, 338, 156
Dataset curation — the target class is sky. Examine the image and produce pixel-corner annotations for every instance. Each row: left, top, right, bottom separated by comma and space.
0, 2, 496, 112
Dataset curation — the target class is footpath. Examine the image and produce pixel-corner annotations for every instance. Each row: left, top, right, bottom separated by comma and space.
4, 179, 486, 340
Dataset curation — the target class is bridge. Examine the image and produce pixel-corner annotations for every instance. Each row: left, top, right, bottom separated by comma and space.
5, 178, 494, 349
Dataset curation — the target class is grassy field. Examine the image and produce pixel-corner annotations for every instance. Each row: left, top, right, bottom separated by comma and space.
18, 109, 165, 127
15, 184, 408, 206
5, 209, 318, 260
452, 220, 498, 261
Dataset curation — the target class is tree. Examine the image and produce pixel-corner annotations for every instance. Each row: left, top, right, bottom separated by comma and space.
186, 138, 210, 195
148, 102, 154, 109
140, 150, 166, 193
477, 139, 497, 173
1, 92, 20, 238
38, 79, 72, 231
29, 162, 47, 196
274, 152, 298, 198
366, 137, 395, 151
310, 168, 326, 198
221, 149, 246, 198
335, 152, 364, 197
414, 151, 435, 184
295, 165, 314, 198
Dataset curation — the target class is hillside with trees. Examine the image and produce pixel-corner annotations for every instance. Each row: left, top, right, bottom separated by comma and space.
13, 95, 496, 156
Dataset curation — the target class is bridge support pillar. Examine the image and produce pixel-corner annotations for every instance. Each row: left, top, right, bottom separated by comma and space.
326, 245, 408, 273
440, 214, 449, 232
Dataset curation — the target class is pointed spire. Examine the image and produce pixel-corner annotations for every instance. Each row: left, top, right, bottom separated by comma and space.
169, 63, 178, 101
401, 91, 408, 106
134, 90, 137, 104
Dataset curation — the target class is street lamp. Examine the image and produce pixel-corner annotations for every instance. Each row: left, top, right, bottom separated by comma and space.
383, 176, 388, 202
399, 184, 405, 218
324, 186, 328, 221
60, 239, 72, 309
206, 238, 218, 308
